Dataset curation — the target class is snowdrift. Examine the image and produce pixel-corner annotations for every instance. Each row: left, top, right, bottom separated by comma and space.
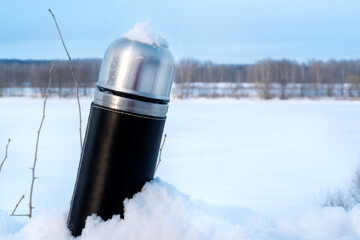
1, 178, 360, 240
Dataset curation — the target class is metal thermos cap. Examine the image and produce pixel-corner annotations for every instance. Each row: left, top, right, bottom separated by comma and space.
97, 38, 175, 102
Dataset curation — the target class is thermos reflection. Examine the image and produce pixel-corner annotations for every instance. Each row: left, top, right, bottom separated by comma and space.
67, 38, 175, 237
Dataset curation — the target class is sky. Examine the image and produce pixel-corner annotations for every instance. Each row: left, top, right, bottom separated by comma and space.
0, 0, 360, 63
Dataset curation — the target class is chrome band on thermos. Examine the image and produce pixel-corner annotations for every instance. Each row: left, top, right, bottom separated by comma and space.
68, 38, 175, 237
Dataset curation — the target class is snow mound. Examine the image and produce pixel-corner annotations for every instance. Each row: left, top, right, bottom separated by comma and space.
0, 210, 24, 236
1, 179, 360, 240
121, 21, 169, 48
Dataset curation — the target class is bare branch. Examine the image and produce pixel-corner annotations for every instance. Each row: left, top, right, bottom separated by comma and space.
48, 9, 83, 150
0, 139, 11, 174
28, 64, 55, 219
11, 195, 25, 216
155, 134, 167, 173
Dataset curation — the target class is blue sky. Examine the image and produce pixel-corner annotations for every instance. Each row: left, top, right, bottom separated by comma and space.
0, 0, 359, 63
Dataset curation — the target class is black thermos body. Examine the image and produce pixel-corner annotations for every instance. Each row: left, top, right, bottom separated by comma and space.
67, 38, 175, 237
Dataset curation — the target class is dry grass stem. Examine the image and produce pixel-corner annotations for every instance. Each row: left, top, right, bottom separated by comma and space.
48, 9, 83, 150
28, 64, 55, 218
155, 134, 167, 173
11, 195, 25, 216
0, 139, 11, 174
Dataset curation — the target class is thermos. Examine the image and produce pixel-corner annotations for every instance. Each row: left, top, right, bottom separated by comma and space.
67, 38, 175, 237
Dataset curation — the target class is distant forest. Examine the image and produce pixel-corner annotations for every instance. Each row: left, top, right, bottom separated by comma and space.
0, 58, 360, 98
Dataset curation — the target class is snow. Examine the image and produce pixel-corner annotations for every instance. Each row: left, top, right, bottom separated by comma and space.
1, 179, 360, 240
0, 97, 360, 239
0, 210, 22, 236
121, 21, 169, 48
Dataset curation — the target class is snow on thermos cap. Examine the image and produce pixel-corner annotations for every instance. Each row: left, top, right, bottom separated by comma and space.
94, 21, 175, 118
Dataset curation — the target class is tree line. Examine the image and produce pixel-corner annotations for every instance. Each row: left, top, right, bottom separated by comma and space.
175, 59, 360, 99
1, 58, 359, 98
0, 59, 100, 97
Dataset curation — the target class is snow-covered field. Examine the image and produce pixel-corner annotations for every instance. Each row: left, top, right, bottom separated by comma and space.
0, 97, 360, 239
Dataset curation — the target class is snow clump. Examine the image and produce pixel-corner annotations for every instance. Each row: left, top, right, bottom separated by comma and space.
121, 20, 169, 48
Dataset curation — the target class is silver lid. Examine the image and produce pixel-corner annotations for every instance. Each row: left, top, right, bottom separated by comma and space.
97, 38, 175, 102
93, 90, 169, 118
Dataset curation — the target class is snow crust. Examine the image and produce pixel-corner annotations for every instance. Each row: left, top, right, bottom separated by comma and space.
1, 179, 360, 240
121, 21, 169, 48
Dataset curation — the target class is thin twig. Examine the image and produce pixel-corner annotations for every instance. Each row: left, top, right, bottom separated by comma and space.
11, 195, 25, 216
48, 9, 83, 150
155, 134, 167, 172
28, 64, 55, 219
0, 139, 11, 174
